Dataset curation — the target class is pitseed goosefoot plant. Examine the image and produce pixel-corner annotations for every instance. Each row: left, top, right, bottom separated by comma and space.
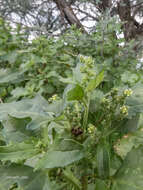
0, 55, 143, 190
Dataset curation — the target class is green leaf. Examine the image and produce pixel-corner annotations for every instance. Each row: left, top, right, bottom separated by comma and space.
63, 168, 82, 190
11, 87, 28, 98
95, 179, 107, 190
0, 68, 26, 84
87, 180, 107, 190
86, 71, 104, 92
35, 150, 84, 170
112, 146, 143, 190
0, 94, 62, 130
67, 84, 84, 101
0, 94, 49, 119
2, 115, 32, 143
119, 114, 140, 134
96, 143, 110, 179
3, 51, 18, 64
114, 129, 143, 159
0, 164, 55, 190
127, 84, 143, 117
53, 139, 83, 151
59, 77, 76, 84
0, 142, 38, 162
121, 71, 138, 84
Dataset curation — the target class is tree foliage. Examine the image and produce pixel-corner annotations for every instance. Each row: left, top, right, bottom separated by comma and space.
0, 0, 143, 42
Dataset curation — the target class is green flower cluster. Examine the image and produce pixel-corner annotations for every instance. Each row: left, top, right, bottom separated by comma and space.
64, 102, 82, 129
100, 88, 133, 128
87, 123, 95, 134
48, 94, 60, 103
120, 105, 128, 115
123, 89, 133, 97
79, 55, 96, 87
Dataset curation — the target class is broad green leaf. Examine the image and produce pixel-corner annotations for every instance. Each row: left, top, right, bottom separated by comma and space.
3, 51, 18, 64
73, 63, 82, 83
11, 87, 28, 98
86, 71, 104, 92
26, 115, 50, 130
24, 153, 44, 168
47, 121, 71, 143
63, 168, 82, 190
59, 77, 76, 84
2, 115, 32, 143
121, 71, 138, 84
119, 114, 140, 134
87, 180, 107, 190
45, 100, 65, 115
95, 179, 107, 190
0, 95, 64, 130
96, 144, 110, 179
114, 129, 143, 159
127, 84, 143, 117
0, 164, 55, 190
0, 68, 26, 84
0, 142, 38, 162
67, 84, 84, 101
110, 155, 122, 176
112, 146, 143, 190
0, 94, 49, 119
35, 150, 84, 170
53, 139, 83, 151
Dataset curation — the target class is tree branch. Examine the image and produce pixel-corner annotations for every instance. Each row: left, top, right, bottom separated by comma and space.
53, 0, 86, 33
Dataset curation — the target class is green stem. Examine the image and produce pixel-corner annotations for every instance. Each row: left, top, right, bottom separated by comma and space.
83, 94, 90, 132
42, 125, 49, 145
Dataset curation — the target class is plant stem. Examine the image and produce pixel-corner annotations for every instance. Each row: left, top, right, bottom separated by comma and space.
83, 94, 90, 132
81, 175, 88, 190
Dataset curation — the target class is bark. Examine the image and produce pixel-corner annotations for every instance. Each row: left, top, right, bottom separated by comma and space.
53, 0, 86, 33
96, 0, 112, 12
117, 0, 143, 41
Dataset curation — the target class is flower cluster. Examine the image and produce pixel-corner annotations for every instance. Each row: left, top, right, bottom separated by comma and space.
100, 88, 133, 128
48, 94, 60, 103
79, 55, 96, 87
101, 97, 110, 104
87, 124, 95, 134
120, 105, 128, 115
123, 89, 133, 97
64, 102, 82, 129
